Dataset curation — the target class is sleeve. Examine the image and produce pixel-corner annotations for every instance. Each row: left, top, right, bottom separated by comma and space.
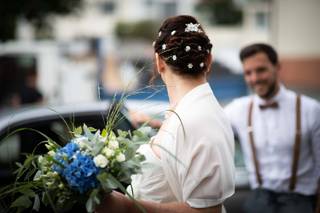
224, 101, 239, 137
182, 137, 234, 208
171, 116, 235, 208
160, 114, 234, 208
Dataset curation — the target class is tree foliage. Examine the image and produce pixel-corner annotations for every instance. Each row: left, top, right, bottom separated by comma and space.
115, 20, 159, 41
0, 0, 83, 41
196, 0, 243, 26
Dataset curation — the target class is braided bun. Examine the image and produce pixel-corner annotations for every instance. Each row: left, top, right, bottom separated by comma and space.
154, 15, 212, 76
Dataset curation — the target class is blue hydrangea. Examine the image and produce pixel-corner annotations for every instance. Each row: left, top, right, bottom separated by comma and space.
53, 142, 79, 174
63, 153, 100, 193
52, 142, 100, 194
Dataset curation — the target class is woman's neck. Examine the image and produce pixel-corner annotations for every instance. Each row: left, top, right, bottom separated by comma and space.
164, 74, 206, 109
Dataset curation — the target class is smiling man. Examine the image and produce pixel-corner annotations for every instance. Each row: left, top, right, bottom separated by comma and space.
224, 43, 320, 213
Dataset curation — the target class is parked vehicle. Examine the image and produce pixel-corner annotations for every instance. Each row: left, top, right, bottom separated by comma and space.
0, 100, 249, 212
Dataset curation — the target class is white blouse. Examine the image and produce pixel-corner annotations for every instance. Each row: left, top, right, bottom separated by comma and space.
130, 83, 235, 209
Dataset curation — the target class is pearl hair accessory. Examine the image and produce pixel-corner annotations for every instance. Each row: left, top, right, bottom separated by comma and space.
200, 62, 204, 68
162, 44, 166, 50
198, 46, 202, 51
187, 63, 193, 69
185, 46, 191, 52
171, 30, 176, 35
185, 23, 202, 33
172, 55, 177, 61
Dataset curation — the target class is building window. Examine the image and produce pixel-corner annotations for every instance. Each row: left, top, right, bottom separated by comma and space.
255, 12, 269, 30
100, 1, 116, 14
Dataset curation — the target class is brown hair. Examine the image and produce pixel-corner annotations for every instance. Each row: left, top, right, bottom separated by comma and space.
153, 15, 212, 77
240, 43, 279, 65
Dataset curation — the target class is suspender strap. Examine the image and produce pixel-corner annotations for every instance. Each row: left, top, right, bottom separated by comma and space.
248, 100, 263, 186
247, 95, 301, 189
289, 94, 301, 191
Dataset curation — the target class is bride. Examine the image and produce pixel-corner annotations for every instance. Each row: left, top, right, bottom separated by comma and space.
96, 15, 235, 213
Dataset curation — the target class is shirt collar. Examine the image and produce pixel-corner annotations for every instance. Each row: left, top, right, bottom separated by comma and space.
254, 84, 287, 106
173, 82, 212, 113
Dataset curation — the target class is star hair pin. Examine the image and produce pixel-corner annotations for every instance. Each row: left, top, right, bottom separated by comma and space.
185, 23, 202, 33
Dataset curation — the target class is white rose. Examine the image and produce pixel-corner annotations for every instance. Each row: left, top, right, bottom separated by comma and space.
108, 140, 119, 150
116, 153, 126, 162
102, 147, 115, 157
93, 154, 109, 168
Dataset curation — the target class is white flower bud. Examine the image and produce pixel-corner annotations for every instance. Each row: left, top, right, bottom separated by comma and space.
102, 147, 115, 157
93, 154, 109, 168
116, 153, 126, 162
108, 140, 119, 150
48, 151, 56, 156
38, 156, 43, 164
45, 144, 51, 150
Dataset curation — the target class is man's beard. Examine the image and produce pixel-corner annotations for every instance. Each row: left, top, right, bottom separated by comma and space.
259, 80, 278, 99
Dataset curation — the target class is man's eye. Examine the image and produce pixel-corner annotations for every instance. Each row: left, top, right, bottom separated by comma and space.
244, 71, 251, 76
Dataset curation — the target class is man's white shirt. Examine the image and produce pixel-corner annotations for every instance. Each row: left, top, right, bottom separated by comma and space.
224, 85, 320, 195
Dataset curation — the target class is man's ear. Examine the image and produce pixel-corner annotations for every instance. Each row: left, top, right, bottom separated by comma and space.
155, 53, 165, 74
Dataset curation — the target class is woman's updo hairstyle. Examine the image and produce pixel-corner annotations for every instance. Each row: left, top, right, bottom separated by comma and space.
153, 15, 212, 76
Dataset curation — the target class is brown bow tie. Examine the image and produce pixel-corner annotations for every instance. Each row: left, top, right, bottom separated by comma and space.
259, 101, 279, 110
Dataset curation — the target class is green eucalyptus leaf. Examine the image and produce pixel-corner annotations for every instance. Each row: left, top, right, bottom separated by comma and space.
18, 188, 35, 197
11, 195, 32, 208
86, 197, 94, 213
97, 173, 117, 190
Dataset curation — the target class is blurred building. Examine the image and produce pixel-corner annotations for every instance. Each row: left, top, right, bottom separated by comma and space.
270, 0, 320, 98
53, 0, 194, 40
1, 0, 319, 106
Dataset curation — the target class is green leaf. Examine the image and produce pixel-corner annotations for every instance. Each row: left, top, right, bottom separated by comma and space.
18, 188, 35, 197
83, 124, 93, 138
11, 195, 32, 209
74, 126, 82, 135
101, 129, 107, 137
86, 189, 101, 213
88, 127, 97, 132
117, 129, 128, 138
97, 173, 117, 191
86, 197, 94, 213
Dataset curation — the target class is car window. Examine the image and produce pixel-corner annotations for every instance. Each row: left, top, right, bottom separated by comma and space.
0, 134, 20, 163
0, 111, 135, 186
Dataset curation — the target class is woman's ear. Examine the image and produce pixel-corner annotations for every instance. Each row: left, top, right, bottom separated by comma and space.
155, 53, 165, 74
206, 54, 213, 74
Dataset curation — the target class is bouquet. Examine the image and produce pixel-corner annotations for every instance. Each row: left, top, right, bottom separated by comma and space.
0, 104, 153, 213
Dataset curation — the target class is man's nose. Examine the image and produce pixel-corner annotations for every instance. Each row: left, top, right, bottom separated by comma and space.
250, 71, 259, 83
